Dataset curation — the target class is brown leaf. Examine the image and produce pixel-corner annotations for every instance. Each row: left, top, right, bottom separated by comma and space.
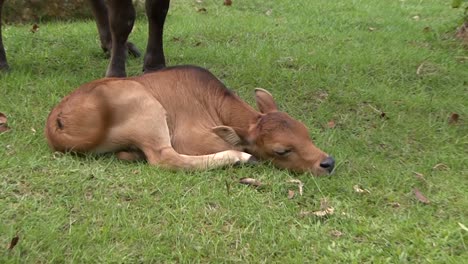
313, 207, 334, 217
368, 27, 376, 31
423, 26, 432, 33
330, 230, 343, 238
353, 185, 370, 194
0, 112, 10, 133
287, 190, 295, 199
265, 9, 272, 16
197, 7, 207, 12
30, 23, 39, 33
287, 179, 303, 196
432, 163, 449, 170
448, 112, 459, 124
8, 235, 19, 250
327, 120, 336, 128
239, 177, 262, 187
413, 172, 426, 182
223, 0, 232, 6
413, 188, 430, 204
388, 202, 401, 208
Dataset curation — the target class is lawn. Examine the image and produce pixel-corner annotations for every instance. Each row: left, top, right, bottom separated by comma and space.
1, 0, 467, 262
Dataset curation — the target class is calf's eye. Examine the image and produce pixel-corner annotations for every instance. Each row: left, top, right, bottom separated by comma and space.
274, 149, 292, 157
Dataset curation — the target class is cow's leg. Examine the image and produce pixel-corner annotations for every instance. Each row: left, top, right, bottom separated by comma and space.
105, 0, 135, 77
0, 0, 9, 72
88, 0, 141, 58
143, 0, 170, 73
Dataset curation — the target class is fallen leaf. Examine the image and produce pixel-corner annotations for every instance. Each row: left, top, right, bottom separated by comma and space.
367, 104, 388, 119
368, 27, 376, 31
8, 235, 19, 250
416, 62, 425, 75
31, 127, 36, 134
327, 120, 336, 128
195, 0, 203, 3
353, 185, 370, 194
171, 37, 181, 42
223, 0, 232, 6
448, 112, 459, 124
194, 41, 202, 47
287, 190, 295, 199
423, 26, 432, 33
239, 177, 262, 187
388, 202, 401, 208
432, 163, 449, 170
132, 170, 140, 175
265, 9, 272, 16
412, 15, 420, 21
0, 112, 10, 133
30, 23, 39, 33
413, 188, 430, 204
287, 179, 303, 196
458, 222, 468, 232
413, 172, 427, 182
197, 7, 207, 12
330, 230, 343, 238
313, 207, 334, 217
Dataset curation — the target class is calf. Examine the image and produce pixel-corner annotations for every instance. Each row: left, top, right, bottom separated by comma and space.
45, 66, 335, 175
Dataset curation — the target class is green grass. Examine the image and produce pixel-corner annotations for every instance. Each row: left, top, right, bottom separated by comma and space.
1, 0, 467, 262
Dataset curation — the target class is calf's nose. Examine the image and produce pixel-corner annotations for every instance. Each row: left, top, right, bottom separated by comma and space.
319, 156, 335, 173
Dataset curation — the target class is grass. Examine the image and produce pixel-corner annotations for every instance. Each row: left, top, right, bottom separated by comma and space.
1, 0, 467, 262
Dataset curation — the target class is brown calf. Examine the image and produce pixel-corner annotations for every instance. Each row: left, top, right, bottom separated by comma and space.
45, 66, 335, 175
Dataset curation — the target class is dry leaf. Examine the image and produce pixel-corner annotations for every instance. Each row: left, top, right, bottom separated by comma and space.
313, 207, 334, 217
239, 177, 262, 187
195, 0, 203, 3
368, 27, 376, 31
330, 230, 343, 238
423, 26, 432, 33
458, 222, 468, 232
287, 190, 295, 199
30, 23, 39, 33
287, 179, 303, 196
413, 188, 430, 204
265, 9, 272, 16
413, 172, 427, 182
197, 7, 207, 12
412, 15, 420, 21
448, 112, 459, 124
388, 202, 401, 208
416, 62, 425, 75
432, 163, 449, 170
223, 0, 232, 6
353, 185, 370, 194
31, 127, 36, 134
327, 120, 336, 128
132, 170, 140, 175
8, 235, 19, 250
0, 112, 10, 133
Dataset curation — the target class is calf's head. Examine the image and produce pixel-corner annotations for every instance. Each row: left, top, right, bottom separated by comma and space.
214, 88, 335, 176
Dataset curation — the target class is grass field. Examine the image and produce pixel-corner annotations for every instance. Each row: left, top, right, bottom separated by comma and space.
1, 0, 467, 262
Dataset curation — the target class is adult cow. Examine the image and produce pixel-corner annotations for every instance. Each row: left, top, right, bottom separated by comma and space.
45, 65, 336, 175
0, 0, 170, 77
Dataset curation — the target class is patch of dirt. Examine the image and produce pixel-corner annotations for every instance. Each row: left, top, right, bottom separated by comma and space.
456, 22, 468, 45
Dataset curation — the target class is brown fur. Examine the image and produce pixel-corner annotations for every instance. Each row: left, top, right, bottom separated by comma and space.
45, 66, 333, 175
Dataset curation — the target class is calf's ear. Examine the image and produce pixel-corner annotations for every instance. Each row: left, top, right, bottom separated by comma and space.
255, 88, 278, 113
212, 126, 243, 146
